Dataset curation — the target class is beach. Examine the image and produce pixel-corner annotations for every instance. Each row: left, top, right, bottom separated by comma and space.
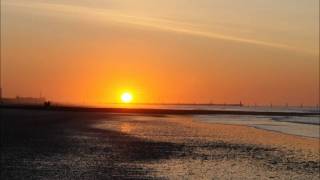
1, 109, 319, 179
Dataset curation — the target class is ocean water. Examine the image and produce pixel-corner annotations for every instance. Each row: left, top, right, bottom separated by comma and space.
194, 115, 320, 125
105, 104, 320, 113
99, 104, 320, 138
194, 115, 320, 138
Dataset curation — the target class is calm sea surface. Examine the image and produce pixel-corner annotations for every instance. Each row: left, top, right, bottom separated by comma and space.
101, 104, 319, 113
99, 104, 320, 138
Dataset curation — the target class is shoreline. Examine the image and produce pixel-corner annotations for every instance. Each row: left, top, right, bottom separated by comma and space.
250, 125, 320, 139
1, 104, 319, 116
201, 122, 319, 139
193, 115, 320, 138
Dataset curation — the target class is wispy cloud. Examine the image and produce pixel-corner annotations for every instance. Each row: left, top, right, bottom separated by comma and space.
3, 1, 315, 55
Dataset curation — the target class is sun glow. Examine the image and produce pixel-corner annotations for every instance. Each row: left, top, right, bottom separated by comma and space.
121, 92, 133, 103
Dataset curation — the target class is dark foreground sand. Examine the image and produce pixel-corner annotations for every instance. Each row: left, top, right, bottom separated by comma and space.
1, 109, 319, 179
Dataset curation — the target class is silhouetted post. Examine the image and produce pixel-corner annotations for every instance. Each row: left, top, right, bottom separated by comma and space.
0, 21, 1, 103
44, 101, 51, 107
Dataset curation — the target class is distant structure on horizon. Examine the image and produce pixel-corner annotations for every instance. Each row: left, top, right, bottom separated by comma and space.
1, 96, 46, 105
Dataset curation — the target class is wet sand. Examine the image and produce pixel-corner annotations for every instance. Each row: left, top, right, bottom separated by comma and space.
1, 109, 319, 179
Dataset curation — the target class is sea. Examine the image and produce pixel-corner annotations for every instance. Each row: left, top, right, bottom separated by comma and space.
102, 104, 320, 138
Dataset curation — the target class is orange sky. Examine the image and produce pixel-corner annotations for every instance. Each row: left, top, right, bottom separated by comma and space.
1, 0, 319, 106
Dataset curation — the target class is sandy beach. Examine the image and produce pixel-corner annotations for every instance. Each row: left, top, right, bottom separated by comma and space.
2, 0, 319, 179
1, 109, 319, 179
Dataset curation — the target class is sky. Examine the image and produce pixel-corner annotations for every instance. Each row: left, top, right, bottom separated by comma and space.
1, 0, 319, 105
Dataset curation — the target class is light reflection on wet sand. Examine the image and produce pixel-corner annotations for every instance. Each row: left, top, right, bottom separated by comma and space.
120, 123, 135, 134
94, 115, 320, 155
93, 114, 320, 179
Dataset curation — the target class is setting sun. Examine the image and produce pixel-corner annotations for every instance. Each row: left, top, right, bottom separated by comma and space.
121, 92, 133, 103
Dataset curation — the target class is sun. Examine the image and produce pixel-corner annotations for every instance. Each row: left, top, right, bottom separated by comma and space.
121, 92, 133, 103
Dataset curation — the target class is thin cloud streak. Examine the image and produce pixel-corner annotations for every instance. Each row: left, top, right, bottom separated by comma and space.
3, 1, 314, 55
